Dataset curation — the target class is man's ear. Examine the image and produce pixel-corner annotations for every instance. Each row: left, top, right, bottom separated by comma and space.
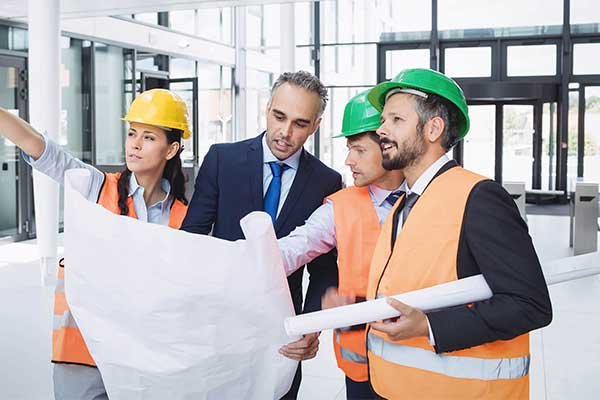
426, 116, 445, 144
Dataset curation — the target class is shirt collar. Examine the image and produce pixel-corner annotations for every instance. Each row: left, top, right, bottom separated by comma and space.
129, 172, 172, 207
369, 183, 405, 207
262, 134, 302, 170
402, 154, 450, 196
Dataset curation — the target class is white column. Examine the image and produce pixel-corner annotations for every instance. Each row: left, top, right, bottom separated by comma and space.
280, 4, 295, 73
28, 0, 61, 285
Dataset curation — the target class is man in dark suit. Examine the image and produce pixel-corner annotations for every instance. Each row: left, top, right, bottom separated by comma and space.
360, 68, 552, 399
181, 71, 342, 399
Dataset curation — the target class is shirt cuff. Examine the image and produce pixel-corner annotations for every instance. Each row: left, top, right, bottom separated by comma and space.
20, 132, 50, 166
426, 315, 436, 346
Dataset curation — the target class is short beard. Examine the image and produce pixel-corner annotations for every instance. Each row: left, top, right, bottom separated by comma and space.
381, 128, 426, 171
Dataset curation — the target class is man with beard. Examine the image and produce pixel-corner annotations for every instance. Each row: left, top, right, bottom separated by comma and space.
278, 90, 404, 399
363, 68, 552, 400
181, 71, 342, 398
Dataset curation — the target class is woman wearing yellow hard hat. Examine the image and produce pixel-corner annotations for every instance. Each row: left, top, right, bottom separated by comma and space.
0, 88, 191, 400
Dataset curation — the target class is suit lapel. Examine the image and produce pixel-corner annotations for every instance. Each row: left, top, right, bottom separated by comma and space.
247, 133, 265, 212
274, 150, 314, 234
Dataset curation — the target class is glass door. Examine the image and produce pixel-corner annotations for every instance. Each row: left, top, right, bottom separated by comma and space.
582, 86, 600, 184
502, 104, 535, 189
0, 55, 30, 241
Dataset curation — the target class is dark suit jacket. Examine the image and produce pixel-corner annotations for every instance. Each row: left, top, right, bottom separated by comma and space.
416, 161, 552, 353
181, 133, 342, 315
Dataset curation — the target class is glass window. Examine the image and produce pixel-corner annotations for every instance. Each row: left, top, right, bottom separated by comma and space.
320, 0, 430, 44
439, 0, 562, 31
170, 57, 196, 79
571, 0, 600, 25
507, 45, 557, 77
463, 105, 496, 179
94, 43, 128, 165
568, 91, 579, 188
584, 86, 600, 184
541, 102, 558, 190
134, 13, 158, 25
502, 105, 535, 189
296, 46, 314, 74
320, 44, 377, 86
169, 10, 195, 35
573, 43, 600, 75
246, 6, 263, 48
319, 86, 372, 183
263, 4, 281, 48
246, 69, 272, 140
385, 49, 430, 80
295, 2, 313, 45
0, 65, 21, 237
60, 37, 90, 162
197, 7, 233, 44
0, 26, 28, 51
197, 63, 233, 159
444, 47, 492, 78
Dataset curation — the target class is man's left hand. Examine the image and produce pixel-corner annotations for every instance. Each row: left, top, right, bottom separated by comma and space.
369, 298, 429, 341
279, 332, 320, 361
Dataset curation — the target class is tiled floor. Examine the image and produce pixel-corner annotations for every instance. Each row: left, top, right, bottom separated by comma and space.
0, 214, 599, 399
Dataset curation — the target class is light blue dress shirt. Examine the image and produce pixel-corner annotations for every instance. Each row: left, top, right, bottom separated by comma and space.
278, 183, 403, 276
261, 134, 302, 218
22, 134, 173, 225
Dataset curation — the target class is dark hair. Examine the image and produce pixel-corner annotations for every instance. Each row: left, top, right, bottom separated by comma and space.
347, 131, 380, 145
117, 129, 188, 216
412, 93, 461, 151
271, 71, 329, 117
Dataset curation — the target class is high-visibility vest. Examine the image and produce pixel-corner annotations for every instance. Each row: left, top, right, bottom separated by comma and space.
51, 172, 187, 366
366, 167, 530, 400
327, 186, 381, 382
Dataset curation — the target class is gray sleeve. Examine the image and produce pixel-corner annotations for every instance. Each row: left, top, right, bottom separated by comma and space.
21, 133, 105, 202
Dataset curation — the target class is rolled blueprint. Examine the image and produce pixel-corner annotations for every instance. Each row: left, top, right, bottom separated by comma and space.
284, 254, 600, 337
285, 274, 492, 337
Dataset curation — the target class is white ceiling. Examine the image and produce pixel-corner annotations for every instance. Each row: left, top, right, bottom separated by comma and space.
0, 0, 315, 20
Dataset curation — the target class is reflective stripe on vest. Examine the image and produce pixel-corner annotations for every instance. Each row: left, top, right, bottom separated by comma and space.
51, 172, 188, 366
335, 330, 368, 364
368, 332, 529, 381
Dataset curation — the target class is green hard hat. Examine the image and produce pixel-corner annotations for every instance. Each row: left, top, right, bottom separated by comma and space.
334, 90, 381, 138
367, 68, 470, 138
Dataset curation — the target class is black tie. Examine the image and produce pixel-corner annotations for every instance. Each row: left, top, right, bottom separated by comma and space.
401, 192, 419, 226
391, 192, 419, 247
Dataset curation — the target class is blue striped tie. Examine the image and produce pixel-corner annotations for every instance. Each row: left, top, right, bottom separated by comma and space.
263, 162, 289, 223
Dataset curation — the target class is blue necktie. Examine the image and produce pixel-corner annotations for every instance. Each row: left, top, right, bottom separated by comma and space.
264, 162, 289, 223
385, 190, 404, 207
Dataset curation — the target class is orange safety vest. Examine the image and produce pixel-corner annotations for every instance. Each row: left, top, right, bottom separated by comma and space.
52, 172, 188, 366
327, 186, 381, 382
366, 167, 530, 400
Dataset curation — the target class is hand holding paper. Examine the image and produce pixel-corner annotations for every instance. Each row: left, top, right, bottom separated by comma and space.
370, 298, 429, 342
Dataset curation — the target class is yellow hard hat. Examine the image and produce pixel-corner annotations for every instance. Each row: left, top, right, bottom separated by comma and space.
122, 89, 191, 139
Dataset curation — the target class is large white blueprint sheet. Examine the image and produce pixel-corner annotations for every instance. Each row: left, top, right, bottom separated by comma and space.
63, 169, 298, 400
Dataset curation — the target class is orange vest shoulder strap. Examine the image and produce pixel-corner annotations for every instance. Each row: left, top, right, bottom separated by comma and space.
97, 172, 137, 218
168, 199, 188, 229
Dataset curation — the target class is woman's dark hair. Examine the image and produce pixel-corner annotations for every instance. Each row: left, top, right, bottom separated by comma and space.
117, 128, 188, 215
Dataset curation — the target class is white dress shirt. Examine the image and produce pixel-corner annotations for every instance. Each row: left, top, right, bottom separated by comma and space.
261, 135, 302, 218
278, 183, 403, 276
